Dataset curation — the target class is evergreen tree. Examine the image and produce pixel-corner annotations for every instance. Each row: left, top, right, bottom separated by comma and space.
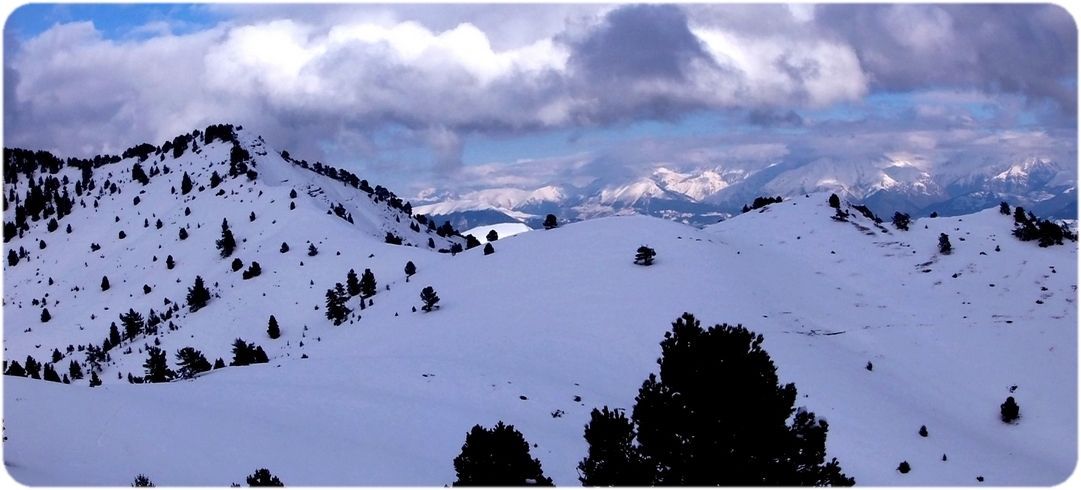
428, 237, 436, 248
132, 474, 155, 487
179, 227, 188, 240
52, 348, 62, 363
634, 246, 656, 266
217, 218, 237, 258
4, 361, 25, 377
68, 359, 84, 380
892, 212, 910, 231
143, 346, 174, 383
486, 229, 499, 242
465, 234, 481, 250
346, 269, 361, 297
324, 284, 351, 325
544, 214, 558, 230
578, 313, 853, 486
246, 468, 284, 487
40, 308, 51, 323
120, 309, 145, 341
213, 358, 226, 369
187, 275, 211, 312
280, 242, 289, 253
999, 201, 1011, 215
210, 171, 222, 188
405, 261, 416, 280
181, 172, 193, 194
174, 347, 212, 379
232, 258, 244, 272
23, 356, 41, 379
1001, 396, 1020, 423
308, 243, 318, 256
249, 211, 256, 222
483, 243, 495, 255
43, 363, 62, 382
452, 421, 553, 486
132, 163, 150, 185
360, 268, 377, 298
7, 249, 18, 267
267, 315, 281, 339
578, 407, 647, 485
89, 370, 102, 387
938, 233, 953, 255
828, 193, 841, 209
109, 323, 122, 347
242, 262, 261, 279
166, 255, 175, 269
420, 286, 440, 312
101, 275, 111, 291
290, 189, 298, 199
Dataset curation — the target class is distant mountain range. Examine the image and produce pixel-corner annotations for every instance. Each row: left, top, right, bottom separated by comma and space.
414, 157, 1077, 230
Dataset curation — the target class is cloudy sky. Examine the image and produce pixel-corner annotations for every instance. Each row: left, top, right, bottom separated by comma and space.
3, 3, 1077, 195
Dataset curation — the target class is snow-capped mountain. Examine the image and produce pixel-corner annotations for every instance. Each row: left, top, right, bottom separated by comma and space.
416, 154, 1075, 231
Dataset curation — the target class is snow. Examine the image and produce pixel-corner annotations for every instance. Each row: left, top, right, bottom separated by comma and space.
3, 130, 1076, 487
461, 222, 533, 243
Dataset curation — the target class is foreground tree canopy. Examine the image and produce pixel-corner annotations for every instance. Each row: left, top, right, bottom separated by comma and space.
578, 313, 854, 486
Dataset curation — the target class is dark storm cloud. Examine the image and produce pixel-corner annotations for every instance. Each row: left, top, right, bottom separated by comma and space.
568, 4, 709, 82
815, 4, 1077, 114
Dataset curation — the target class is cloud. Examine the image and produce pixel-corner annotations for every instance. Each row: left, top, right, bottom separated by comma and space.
3, 4, 1075, 191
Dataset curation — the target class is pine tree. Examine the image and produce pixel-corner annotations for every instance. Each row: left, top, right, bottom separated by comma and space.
101, 275, 111, 291
210, 171, 222, 188
5, 361, 26, 377
280, 242, 289, 253
405, 261, 416, 281
892, 212, 910, 231
43, 363, 62, 382
452, 421, 553, 486
938, 233, 952, 255
346, 269, 361, 297
290, 189, 298, 199
578, 407, 647, 485
308, 243, 318, 256
132, 163, 150, 185
420, 286, 440, 312
217, 218, 237, 258
232, 257, 244, 272
1001, 396, 1020, 423
187, 275, 211, 312
174, 347, 212, 379
242, 262, 261, 279
1000, 201, 1011, 215
544, 214, 558, 230
132, 474, 155, 487
23, 356, 40, 379
324, 284, 351, 325
109, 323, 122, 347
120, 309, 145, 340
179, 227, 188, 240
486, 229, 499, 242
246, 468, 284, 487
40, 308, 51, 323
360, 268, 377, 298
634, 246, 656, 266
578, 313, 853, 486
51, 348, 62, 363
249, 211, 256, 222
7, 249, 18, 267
465, 234, 481, 249
181, 172, 193, 194
89, 370, 102, 387
828, 193, 841, 208
267, 315, 281, 339
213, 358, 226, 369
68, 359, 84, 380
166, 255, 175, 269
143, 346, 174, 383
484, 243, 495, 255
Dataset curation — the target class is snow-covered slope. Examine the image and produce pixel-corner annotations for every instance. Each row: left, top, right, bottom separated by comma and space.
462, 222, 533, 243
3, 135, 1076, 487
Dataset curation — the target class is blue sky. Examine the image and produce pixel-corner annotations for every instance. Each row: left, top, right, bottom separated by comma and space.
3, 3, 1076, 194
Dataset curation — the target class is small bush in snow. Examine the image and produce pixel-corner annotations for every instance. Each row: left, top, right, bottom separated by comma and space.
1001, 396, 1020, 423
